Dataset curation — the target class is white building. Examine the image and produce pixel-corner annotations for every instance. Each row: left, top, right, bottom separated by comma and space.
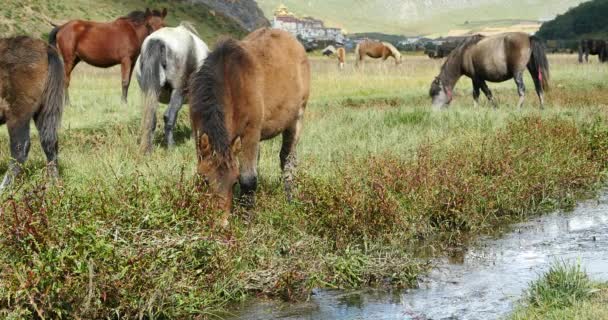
272, 4, 345, 43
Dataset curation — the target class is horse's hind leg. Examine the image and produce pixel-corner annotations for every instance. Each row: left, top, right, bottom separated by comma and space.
0, 121, 31, 191
280, 110, 304, 202
527, 65, 545, 109
163, 89, 184, 148
35, 114, 59, 182
514, 71, 526, 108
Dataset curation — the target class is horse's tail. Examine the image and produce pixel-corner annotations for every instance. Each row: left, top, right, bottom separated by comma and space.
139, 39, 167, 153
354, 43, 361, 66
48, 25, 61, 48
529, 36, 550, 91
37, 45, 66, 146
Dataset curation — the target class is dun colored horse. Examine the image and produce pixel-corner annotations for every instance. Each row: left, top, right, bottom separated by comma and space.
355, 39, 402, 66
0, 37, 65, 190
430, 33, 550, 109
135, 22, 209, 154
578, 39, 607, 63
190, 28, 310, 225
321, 45, 346, 69
49, 9, 167, 103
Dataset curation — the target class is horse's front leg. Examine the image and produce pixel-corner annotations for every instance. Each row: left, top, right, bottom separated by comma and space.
163, 89, 184, 148
479, 81, 497, 109
472, 79, 481, 108
120, 57, 134, 104
238, 133, 261, 209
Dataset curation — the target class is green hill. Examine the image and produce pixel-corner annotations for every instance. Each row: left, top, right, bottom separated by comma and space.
536, 0, 608, 40
0, 0, 246, 44
256, 0, 587, 35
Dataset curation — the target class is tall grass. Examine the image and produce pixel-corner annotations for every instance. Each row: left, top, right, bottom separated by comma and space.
0, 55, 607, 318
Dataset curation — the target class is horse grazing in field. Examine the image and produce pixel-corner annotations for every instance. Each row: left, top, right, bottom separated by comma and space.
190, 28, 310, 225
135, 22, 209, 154
0, 37, 65, 190
49, 8, 168, 103
355, 40, 402, 66
430, 33, 550, 110
321, 45, 346, 69
578, 39, 607, 63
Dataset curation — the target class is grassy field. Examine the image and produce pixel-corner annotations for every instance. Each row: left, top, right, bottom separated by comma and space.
0, 53, 607, 318
511, 262, 608, 320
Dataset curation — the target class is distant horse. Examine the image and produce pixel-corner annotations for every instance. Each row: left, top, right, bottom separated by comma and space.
49, 8, 168, 103
0, 37, 65, 190
355, 40, 402, 66
578, 39, 607, 63
190, 28, 310, 224
321, 45, 346, 69
134, 22, 209, 154
430, 33, 550, 110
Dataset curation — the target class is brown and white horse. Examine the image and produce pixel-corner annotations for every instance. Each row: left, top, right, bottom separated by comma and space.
430, 32, 550, 109
0, 37, 66, 190
189, 28, 310, 225
355, 39, 402, 66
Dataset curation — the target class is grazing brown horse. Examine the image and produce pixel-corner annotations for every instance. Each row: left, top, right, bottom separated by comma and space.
190, 28, 310, 225
578, 39, 607, 63
49, 9, 167, 103
430, 33, 550, 110
355, 39, 402, 66
0, 37, 65, 190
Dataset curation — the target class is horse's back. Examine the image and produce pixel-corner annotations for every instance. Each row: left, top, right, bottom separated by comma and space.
467, 33, 531, 81
242, 28, 310, 138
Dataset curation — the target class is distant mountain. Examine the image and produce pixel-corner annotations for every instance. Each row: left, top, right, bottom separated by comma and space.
192, 0, 269, 31
256, 0, 588, 35
0, 0, 246, 43
536, 0, 608, 39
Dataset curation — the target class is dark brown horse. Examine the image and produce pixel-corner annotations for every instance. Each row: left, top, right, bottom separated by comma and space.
0, 37, 65, 190
49, 9, 167, 103
430, 32, 550, 109
190, 28, 310, 226
355, 39, 402, 66
578, 39, 607, 63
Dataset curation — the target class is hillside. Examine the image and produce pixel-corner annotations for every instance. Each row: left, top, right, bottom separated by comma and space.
536, 0, 608, 40
256, 0, 588, 35
191, 0, 269, 31
0, 0, 246, 44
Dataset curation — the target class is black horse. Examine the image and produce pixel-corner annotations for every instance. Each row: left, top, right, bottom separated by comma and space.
578, 39, 607, 63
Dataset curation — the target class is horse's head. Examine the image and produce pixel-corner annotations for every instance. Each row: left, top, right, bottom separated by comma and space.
144, 8, 168, 32
197, 134, 241, 216
429, 77, 452, 109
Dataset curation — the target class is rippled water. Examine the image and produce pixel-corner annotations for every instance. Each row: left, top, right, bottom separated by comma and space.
227, 193, 608, 320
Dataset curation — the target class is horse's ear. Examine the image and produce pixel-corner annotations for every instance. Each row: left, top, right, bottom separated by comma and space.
161, 8, 168, 18
199, 134, 212, 158
144, 8, 152, 17
231, 136, 242, 156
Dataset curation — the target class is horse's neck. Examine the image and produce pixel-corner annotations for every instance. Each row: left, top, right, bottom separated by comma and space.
440, 54, 464, 90
132, 23, 151, 45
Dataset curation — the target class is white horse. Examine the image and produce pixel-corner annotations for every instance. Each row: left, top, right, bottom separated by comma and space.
135, 22, 209, 153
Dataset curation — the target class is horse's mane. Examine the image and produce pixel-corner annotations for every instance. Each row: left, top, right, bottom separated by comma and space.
439, 34, 485, 80
190, 38, 252, 156
179, 21, 200, 37
122, 10, 162, 24
382, 42, 401, 59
